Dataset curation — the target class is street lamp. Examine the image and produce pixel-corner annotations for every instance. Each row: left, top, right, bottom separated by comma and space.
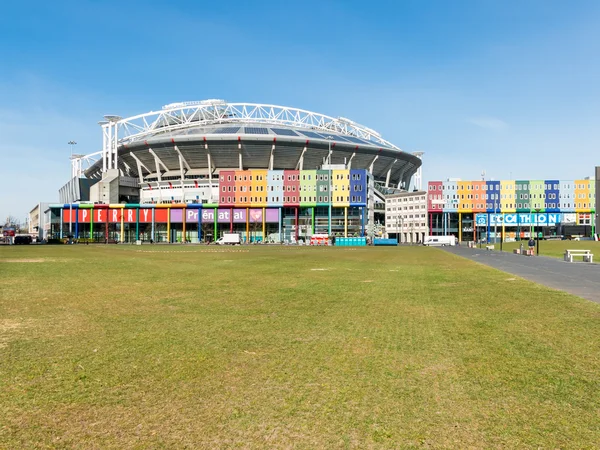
534, 208, 542, 255
325, 136, 334, 237
67, 141, 77, 239
494, 199, 498, 245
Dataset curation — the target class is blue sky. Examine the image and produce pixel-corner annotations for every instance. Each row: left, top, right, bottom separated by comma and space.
1, 0, 599, 220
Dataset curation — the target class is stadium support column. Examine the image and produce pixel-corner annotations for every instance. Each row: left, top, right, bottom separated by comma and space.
312, 207, 315, 235
295, 143, 307, 170
60, 209, 63, 239
238, 137, 243, 170
167, 208, 171, 243
458, 212, 462, 242
269, 139, 276, 170
90, 214, 93, 242
344, 207, 348, 237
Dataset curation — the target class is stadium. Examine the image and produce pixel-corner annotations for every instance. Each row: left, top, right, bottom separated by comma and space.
49, 100, 423, 243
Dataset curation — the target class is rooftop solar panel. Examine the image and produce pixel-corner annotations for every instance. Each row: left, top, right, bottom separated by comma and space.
330, 134, 354, 143
213, 127, 240, 134
340, 136, 367, 145
298, 131, 325, 139
271, 128, 299, 136
244, 127, 269, 134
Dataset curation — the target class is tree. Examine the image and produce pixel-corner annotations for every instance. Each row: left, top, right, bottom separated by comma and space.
4, 215, 22, 231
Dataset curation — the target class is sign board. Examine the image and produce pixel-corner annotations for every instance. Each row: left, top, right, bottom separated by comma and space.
475, 213, 562, 227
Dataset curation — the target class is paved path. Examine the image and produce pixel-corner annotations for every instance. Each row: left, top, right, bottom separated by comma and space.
443, 246, 600, 304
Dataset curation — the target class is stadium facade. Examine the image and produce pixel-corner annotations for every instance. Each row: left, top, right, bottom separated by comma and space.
48, 100, 422, 243
428, 178, 596, 241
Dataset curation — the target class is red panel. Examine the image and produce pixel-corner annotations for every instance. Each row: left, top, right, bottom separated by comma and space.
139, 208, 153, 223
93, 209, 107, 223
63, 209, 74, 223
154, 209, 168, 222
77, 209, 91, 223
108, 209, 123, 223
123, 209, 137, 223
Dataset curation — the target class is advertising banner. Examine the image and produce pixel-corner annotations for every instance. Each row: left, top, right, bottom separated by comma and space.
170, 209, 183, 223
154, 209, 168, 223
265, 209, 279, 223
93, 209, 107, 223
139, 208, 152, 223
185, 209, 199, 223
108, 209, 122, 223
77, 209, 91, 223
123, 209, 137, 223
475, 213, 563, 227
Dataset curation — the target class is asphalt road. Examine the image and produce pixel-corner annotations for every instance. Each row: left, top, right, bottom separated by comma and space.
443, 245, 600, 304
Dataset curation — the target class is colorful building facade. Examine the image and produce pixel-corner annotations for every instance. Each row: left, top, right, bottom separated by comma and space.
428, 179, 596, 241
47, 169, 370, 243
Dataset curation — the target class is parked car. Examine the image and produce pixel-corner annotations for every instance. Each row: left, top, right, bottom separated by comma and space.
14, 235, 33, 245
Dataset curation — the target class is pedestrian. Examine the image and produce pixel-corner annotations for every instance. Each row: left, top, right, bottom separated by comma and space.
528, 237, 535, 256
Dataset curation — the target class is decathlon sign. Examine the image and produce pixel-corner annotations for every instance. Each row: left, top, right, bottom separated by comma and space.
475, 213, 562, 227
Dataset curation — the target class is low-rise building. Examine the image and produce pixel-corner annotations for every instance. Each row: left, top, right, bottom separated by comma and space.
385, 191, 428, 243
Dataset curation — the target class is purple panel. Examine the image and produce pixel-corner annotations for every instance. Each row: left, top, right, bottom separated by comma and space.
248, 209, 262, 223
202, 210, 215, 222
186, 209, 199, 223
233, 209, 247, 223
265, 209, 279, 223
170, 209, 183, 223
217, 209, 231, 223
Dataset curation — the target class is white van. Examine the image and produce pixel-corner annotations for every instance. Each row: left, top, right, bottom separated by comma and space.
423, 236, 456, 247
215, 233, 241, 245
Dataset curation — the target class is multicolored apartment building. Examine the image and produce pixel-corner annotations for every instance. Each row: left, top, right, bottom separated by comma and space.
46, 169, 371, 243
428, 178, 596, 241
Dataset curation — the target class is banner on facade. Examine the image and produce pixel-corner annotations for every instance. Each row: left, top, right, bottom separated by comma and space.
199, 208, 279, 223
475, 213, 563, 227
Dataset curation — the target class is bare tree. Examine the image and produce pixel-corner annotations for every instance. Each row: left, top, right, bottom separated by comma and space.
4, 215, 22, 231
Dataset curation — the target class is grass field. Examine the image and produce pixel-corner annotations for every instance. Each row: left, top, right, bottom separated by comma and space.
497, 240, 600, 259
1, 245, 600, 448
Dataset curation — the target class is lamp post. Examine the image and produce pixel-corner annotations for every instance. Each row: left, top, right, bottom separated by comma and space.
325, 136, 334, 237
534, 208, 542, 255
68, 140, 77, 239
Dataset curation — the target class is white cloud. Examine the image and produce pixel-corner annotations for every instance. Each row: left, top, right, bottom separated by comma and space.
466, 116, 508, 131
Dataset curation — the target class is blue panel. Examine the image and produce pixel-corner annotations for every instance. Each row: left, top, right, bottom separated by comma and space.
342, 136, 366, 144
298, 131, 324, 139
213, 127, 240, 134
244, 127, 269, 134
330, 134, 354, 143
271, 128, 299, 136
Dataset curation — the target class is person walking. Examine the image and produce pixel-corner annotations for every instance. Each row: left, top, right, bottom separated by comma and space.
528, 237, 535, 256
